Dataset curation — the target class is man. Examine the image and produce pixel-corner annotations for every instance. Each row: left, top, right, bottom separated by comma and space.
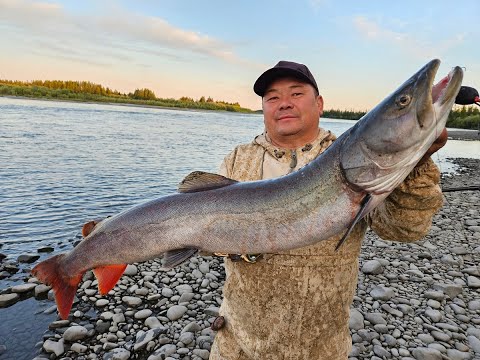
209, 61, 446, 359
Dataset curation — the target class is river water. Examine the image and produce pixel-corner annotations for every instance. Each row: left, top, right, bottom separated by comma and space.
1, 97, 479, 261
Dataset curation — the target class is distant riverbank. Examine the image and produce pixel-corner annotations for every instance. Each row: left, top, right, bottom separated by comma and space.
447, 129, 480, 141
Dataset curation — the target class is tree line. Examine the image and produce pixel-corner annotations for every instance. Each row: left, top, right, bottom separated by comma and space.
0, 79, 253, 113
1, 79, 479, 129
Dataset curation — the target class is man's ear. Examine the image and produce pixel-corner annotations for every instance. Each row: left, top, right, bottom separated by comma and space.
317, 95, 324, 117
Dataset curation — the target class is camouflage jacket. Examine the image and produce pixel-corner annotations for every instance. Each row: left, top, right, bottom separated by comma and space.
210, 128, 443, 360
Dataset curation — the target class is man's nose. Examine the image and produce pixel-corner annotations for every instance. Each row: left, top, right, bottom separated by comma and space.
278, 97, 293, 110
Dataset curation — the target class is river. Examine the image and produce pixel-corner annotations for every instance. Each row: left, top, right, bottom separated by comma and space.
1, 97, 479, 261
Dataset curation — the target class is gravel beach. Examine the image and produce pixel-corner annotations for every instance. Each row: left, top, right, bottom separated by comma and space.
1, 157, 479, 360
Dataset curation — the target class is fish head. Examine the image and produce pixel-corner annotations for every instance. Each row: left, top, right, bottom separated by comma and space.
340, 59, 463, 195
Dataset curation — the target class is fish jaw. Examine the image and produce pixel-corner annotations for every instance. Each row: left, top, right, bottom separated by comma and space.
340, 59, 463, 195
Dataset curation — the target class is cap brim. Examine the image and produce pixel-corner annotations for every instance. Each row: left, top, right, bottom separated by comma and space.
253, 67, 314, 96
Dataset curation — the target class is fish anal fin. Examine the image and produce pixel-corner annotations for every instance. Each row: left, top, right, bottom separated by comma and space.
178, 171, 238, 193
335, 194, 373, 252
31, 254, 83, 320
93, 264, 127, 295
162, 248, 198, 269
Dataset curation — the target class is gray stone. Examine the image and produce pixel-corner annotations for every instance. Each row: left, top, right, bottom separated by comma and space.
96, 299, 109, 307
468, 335, 480, 353
17, 254, 40, 263
179, 331, 195, 345
0, 293, 19, 307
43, 339, 64, 356
175, 284, 193, 295
411, 347, 442, 360
161, 287, 173, 297
373, 345, 391, 358
34, 284, 51, 298
424, 290, 445, 301
361, 260, 384, 275
432, 283, 463, 298
148, 344, 177, 359
123, 264, 138, 276
370, 286, 395, 300
446, 349, 472, 360
63, 325, 88, 341
467, 276, 480, 288
11, 283, 37, 293
182, 321, 202, 333
425, 309, 443, 322
122, 296, 142, 307
103, 348, 131, 360
192, 349, 210, 360
364, 312, 387, 325
134, 328, 164, 351
349, 308, 364, 330
167, 305, 187, 321
112, 313, 125, 324
70, 343, 88, 353
145, 316, 163, 329
134, 309, 153, 319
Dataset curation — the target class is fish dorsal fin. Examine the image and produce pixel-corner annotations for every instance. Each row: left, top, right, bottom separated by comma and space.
335, 194, 372, 252
178, 171, 238, 193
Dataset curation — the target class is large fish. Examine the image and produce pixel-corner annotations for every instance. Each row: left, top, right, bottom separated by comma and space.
32, 59, 463, 319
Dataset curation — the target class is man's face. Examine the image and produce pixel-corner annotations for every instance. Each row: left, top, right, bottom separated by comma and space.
262, 77, 323, 145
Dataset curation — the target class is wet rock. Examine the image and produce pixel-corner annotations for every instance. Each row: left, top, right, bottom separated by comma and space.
0, 293, 19, 307
43, 339, 64, 356
63, 325, 88, 341
17, 254, 40, 263
11, 283, 37, 293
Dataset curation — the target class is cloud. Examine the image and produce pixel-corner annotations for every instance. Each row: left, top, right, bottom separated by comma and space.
0, 0, 260, 68
352, 15, 465, 58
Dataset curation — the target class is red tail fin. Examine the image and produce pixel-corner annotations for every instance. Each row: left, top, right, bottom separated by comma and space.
31, 254, 83, 319
93, 264, 127, 295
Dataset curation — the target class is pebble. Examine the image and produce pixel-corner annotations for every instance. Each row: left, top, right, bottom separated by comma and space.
63, 325, 88, 341
0, 293, 19, 307
11, 283, 37, 293
167, 305, 188, 321
361, 260, 384, 275
369, 286, 395, 300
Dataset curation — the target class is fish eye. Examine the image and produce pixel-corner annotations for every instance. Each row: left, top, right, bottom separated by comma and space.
396, 94, 411, 107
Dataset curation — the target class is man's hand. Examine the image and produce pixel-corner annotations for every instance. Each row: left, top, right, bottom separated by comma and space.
416, 128, 448, 166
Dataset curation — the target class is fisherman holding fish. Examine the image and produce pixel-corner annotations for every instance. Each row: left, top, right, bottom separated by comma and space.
209, 61, 449, 359
32, 59, 462, 359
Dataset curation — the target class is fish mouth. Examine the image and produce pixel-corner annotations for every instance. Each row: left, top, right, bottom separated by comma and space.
431, 62, 464, 107
416, 59, 463, 129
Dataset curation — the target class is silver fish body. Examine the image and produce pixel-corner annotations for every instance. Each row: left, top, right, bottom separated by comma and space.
32, 59, 463, 319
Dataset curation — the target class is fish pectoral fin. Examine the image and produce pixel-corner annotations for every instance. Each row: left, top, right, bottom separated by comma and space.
161, 248, 198, 269
93, 264, 127, 295
178, 171, 238, 193
335, 194, 373, 252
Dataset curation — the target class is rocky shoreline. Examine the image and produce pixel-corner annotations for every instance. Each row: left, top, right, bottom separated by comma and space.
1, 158, 479, 360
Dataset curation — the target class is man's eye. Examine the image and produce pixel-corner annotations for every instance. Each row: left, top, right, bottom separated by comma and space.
267, 96, 278, 101
292, 92, 303, 97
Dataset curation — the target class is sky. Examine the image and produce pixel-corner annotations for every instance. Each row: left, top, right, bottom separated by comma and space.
1, 0, 479, 111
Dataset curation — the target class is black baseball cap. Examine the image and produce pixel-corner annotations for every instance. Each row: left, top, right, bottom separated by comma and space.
253, 60, 319, 97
